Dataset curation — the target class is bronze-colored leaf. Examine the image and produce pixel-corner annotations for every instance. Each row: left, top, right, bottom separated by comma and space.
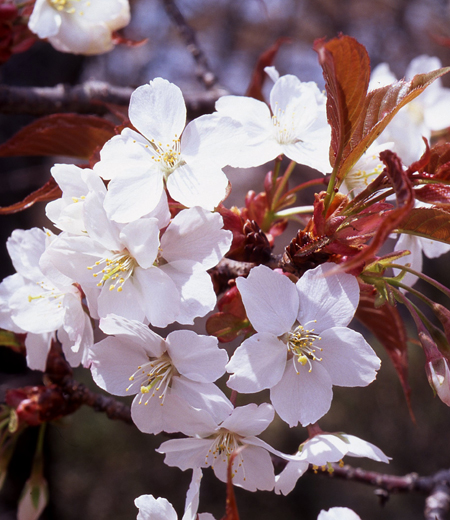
396, 207, 450, 244
0, 177, 61, 214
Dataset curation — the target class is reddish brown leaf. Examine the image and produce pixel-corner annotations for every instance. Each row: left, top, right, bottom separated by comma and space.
314, 35, 370, 169
0, 177, 61, 214
355, 290, 413, 417
396, 207, 450, 244
111, 31, 148, 47
314, 35, 450, 185
246, 38, 291, 101
414, 184, 450, 205
0, 114, 117, 160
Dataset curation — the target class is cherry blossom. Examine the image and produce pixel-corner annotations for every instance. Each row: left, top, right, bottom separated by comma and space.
318, 508, 362, 520
226, 264, 381, 427
157, 402, 278, 492
215, 71, 331, 173
0, 228, 93, 369
95, 78, 243, 222
90, 314, 230, 435
275, 432, 390, 495
135, 468, 214, 520
28, 0, 130, 55
45, 197, 231, 327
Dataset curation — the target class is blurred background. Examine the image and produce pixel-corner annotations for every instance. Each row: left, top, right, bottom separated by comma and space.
2, 0, 450, 519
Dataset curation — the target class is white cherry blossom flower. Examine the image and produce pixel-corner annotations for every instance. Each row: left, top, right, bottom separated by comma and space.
226, 264, 381, 427
45, 163, 107, 235
275, 432, 390, 495
318, 508, 362, 520
28, 0, 130, 55
95, 78, 243, 222
0, 228, 93, 369
90, 314, 230, 435
46, 194, 231, 327
135, 468, 215, 520
215, 73, 331, 173
157, 402, 278, 492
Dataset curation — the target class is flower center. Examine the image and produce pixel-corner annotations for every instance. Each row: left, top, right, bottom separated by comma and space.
126, 354, 174, 405
271, 102, 302, 146
87, 251, 137, 292
205, 430, 247, 481
145, 135, 185, 176
48, 0, 89, 15
286, 321, 322, 373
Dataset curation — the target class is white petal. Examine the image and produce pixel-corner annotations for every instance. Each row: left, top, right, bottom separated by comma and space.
129, 79, 186, 144
226, 332, 286, 393
7, 228, 46, 282
274, 458, 309, 495
119, 219, 160, 269
181, 468, 203, 520
343, 434, 391, 463
221, 403, 274, 436
167, 330, 227, 383
236, 265, 298, 335
25, 333, 53, 371
318, 328, 381, 387
318, 507, 361, 520
270, 362, 333, 427
296, 263, 360, 331
135, 495, 177, 520
157, 438, 213, 471
167, 163, 229, 210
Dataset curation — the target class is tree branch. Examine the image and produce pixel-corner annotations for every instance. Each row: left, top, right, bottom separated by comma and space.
161, 0, 218, 89
0, 81, 228, 118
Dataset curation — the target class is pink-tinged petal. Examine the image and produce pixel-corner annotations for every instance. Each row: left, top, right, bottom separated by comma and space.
167, 330, 227, 383
215, 95, 272, 137
7, 228, 46, 282
161, 208, 231, 268
82, 192, 123, 251
129, 79, 186, 143
343, 434, 391, 463
90, 336, 147, 396
99, 314, 165, 357
236, 265, 298, 335
0, 274, 27, 332
221, 403, 274, 437
318, 328, 381, 387
119, 219, 160, 269
159, 267, 216, 325
296, 263, 360, 331
25, 333, 53, 372
135, 495, 177, 520
274, 458, 309, 495
103, 166, 164, 223
212, 444, 275, 492
95, 134, 148, 180
167, 163, 229, 210
318, 508, 361, 520
133, 268, 180, 327
270, 362, 333, 427
299, 434, 348, 465
226, 332, 286, 393
97, 276, 146, 322
171, 378, 233, 426
157, 438, 213, 471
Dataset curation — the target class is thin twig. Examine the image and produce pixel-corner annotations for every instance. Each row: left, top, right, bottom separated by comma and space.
161, 0, 218, 89
0, 81, 228, 117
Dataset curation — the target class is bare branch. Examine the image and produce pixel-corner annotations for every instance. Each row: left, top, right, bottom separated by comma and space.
0, 81, 228, 118
161, 0, 218, 89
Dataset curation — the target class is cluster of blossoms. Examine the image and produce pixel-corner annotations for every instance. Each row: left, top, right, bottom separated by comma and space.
3, 35, 450, 517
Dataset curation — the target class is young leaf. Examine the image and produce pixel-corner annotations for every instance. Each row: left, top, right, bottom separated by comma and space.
314, 34, 450, 186
0, 178, 61, 214
0, 114, 116, 160
396, 207, 450, 244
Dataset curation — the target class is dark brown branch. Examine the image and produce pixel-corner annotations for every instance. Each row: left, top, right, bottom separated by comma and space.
313, 464, 450, 519
61, 378, 133, 424
0, 81, 228, 118
161, 0, 218, 89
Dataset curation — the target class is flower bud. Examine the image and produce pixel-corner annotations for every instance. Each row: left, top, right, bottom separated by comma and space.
426, 357, 450, 406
